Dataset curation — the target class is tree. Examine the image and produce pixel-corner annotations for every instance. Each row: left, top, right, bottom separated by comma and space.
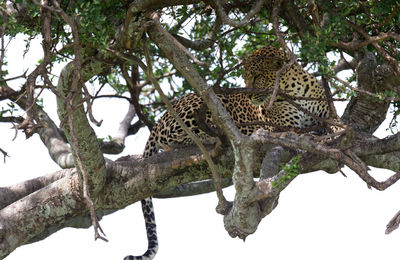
1, 0, 400, 259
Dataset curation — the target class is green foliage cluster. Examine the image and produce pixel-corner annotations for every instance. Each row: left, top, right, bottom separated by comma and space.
4, 0, 127, 56
272, 154, 301, 188
2, 0, 400, 130
75, 0, 126, 48
0, 102, 18, 118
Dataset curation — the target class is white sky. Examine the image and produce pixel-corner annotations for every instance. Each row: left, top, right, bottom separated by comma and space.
1, 35, 400, 260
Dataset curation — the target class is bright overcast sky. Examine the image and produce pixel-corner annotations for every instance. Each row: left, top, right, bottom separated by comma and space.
1, 35, 400, 260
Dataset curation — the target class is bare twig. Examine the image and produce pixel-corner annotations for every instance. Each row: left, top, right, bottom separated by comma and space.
331, 18, 400, 74
268, 0, 296, 110
332, 76, 400, 102
0, 147, 9, 163
0, 116, 24, 124
321, 77, 338, 119
82, 83, 103, 127
0, 24, 5, 74
386, 208, 400, 234
215, 87, 347, 102
91, 94, 132, 102
0, 71, 28, 82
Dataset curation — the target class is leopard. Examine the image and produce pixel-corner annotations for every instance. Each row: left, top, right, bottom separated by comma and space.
127, 46, 331, 260
242, 46, 330, 129
124, 93, 272, 260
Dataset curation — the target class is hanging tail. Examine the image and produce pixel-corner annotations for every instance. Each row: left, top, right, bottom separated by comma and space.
124, 198, 158, 260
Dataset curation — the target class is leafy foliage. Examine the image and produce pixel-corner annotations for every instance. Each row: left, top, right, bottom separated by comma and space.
2, 0, 400, 130
272, 154, 301, 188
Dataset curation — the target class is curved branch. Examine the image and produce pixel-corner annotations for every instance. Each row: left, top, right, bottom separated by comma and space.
172, 34, 215, 50
214, 0, 264, 28
37, 109, 74, 168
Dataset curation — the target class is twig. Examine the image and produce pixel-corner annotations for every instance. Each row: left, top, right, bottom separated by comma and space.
284, 95, 346, 129
332, 76, 400, 102
0, 147, 9, 163
0, 116, 24, 124
215, 87, 347, 102
91, 94, 132, 102
82, 82, 102, 127
344, 19, 400, 74
321, 77, 338, 119
386, 208, 400, 234
0, 70, 28, 82
268, 0, 296, 111
66, 109, 107, 242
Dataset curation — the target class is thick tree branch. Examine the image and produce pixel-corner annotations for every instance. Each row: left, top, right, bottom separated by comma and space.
154, 178, 233, 199
0, 169, 74, 210
0, 142, 267, 258
342, 51, 391, 133
99, 104, 137, 155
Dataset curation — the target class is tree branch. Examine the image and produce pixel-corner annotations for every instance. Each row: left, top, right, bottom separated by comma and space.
0, 141, 268, 258
342, 51, 391, 133
213, 0, 264, 28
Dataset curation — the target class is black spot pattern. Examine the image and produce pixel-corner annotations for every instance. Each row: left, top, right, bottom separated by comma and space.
124, 197, 158, 260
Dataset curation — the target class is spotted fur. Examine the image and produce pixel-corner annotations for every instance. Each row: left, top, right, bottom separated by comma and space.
124, 198, 158, 260
243, 46, 330, 128
144, 93, 272, 157
128, 46, 331, 259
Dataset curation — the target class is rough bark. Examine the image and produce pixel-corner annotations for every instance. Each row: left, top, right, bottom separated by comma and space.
0, 143, 269, 258
342, 51, 391, 133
